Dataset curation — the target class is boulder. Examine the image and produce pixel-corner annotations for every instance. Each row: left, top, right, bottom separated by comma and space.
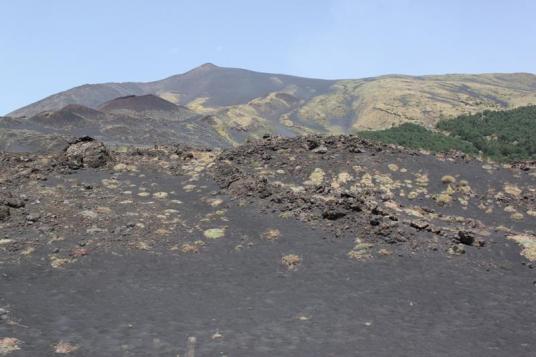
64, 137, 110, 169
457, 231, 475, 245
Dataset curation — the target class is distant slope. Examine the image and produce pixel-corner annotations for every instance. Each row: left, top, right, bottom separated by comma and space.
0, 99, 231, 150
9, 63, 335, 118
6, 64, 536, 144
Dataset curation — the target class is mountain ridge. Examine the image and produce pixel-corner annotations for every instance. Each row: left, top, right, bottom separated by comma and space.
4, 65, 536, 152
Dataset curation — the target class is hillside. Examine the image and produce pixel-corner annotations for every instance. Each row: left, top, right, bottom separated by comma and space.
359, 105, 536, 162
0, 99, 230, 150
7, 65, 536, 138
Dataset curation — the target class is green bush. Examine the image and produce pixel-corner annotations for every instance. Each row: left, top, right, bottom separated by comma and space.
359, 123, 478, 154
437, 105, 536, 161
359, 106, 536, 162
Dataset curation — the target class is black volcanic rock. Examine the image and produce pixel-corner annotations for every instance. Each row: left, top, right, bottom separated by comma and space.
64, 137, 111, 169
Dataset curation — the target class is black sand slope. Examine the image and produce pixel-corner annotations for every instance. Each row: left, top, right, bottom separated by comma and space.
1, 136, 535, 356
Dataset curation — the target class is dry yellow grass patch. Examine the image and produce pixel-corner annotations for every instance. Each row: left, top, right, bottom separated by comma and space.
387, 163, 399, 172
504, 183, 522, 197
435, 193, 452, 205
262, 228, 281, 241
134, 241, 151, 251
508, 234, 536, 261
180, 241, 206, 254
203, 228, 225, 239
183, 184, 196, 192
152, 192, 168, 199
378, 248, 393, 256
281, 254, 301, 270
49, 256, 73, 269
54, 341, 78, 354
511, 212, 524, 221
207, 198, 224, 207
0, 337, 20, 354
307, 168, 325, 186
348, 241, 374, 261
441, 175, 456, 184
331, 172, 352, 190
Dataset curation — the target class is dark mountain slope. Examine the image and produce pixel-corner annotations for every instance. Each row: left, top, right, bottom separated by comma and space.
9, 64, 335, 118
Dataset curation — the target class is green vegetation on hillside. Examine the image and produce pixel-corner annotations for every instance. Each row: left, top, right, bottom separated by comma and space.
359, 105, 536, 162
437, 105, 536, 161
359, 123, 478, 154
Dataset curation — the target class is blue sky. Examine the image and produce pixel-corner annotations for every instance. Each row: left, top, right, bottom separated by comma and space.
1, 0, 535, 114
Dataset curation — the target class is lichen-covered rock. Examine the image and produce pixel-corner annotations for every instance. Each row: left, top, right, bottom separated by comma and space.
64, 137, 111, 169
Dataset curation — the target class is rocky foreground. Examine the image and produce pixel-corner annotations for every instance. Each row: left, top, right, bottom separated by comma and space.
1, 136, 535, 356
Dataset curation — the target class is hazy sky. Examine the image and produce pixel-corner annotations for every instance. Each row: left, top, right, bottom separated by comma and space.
1, 0, 535, 114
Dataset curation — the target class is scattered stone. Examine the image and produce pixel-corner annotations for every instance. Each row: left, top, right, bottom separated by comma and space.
0, 194, 24, 209
80, 210, 98, 219
303, 139, 319, 150
0, 308, 8, 321
0, 206, 9, 221
322, 208, 346, 220
26, 213, 41, 222
457, 231, 475, 246
369, 218, 381, 226
410, 220, 429, 230
211, 331, 223, 340
312, 145, 328, 154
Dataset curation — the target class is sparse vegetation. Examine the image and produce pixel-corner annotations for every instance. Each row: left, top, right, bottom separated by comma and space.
359, 123, 478, 154
359, 105, 536, 162
281, 254, 301, 270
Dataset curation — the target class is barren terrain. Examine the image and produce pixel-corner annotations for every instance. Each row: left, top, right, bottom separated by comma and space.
1, 136, 535, 356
